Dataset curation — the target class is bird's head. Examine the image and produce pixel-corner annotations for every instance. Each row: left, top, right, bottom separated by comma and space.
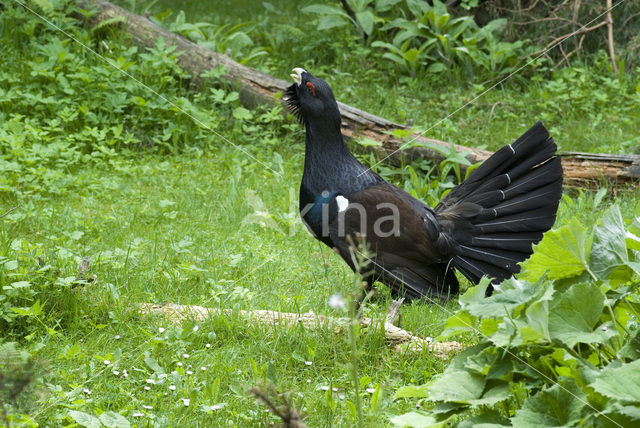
284, 68, 341, 126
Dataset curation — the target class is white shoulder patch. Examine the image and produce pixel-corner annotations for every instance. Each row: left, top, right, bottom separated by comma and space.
336, 195, 349, 212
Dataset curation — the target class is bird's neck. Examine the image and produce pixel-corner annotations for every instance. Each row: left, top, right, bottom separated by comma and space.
301, 119, 379, 196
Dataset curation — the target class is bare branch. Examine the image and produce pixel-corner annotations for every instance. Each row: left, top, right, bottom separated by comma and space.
0, 205, 19, 219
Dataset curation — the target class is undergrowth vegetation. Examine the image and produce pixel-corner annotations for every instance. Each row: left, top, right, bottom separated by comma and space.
0, 0, 639, 427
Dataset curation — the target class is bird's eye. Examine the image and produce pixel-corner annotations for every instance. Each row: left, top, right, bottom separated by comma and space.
305, 82, 316, 97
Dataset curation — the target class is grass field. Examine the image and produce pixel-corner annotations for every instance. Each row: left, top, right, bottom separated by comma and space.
1, 1, 639, 427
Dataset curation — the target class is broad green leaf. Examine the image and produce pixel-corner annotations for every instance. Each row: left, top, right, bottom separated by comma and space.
511, 379, 586, 427
68, 410, 101, 428
468, 382, 510, 406
99, 411, 131, 428
427, 369, 485, 403
523, 298, 550, 342
458, 410, 511, 427
389, 412, 440, 427
548, 282, 613, 348
618, 328, 640, 360
591, 205, 631, 281
427, 62, 447, 73
232, 106, 253, 120
355, 10, 374, 36
521, 217, 593, 281
317, 15, 350, 31
464, 277, 551, 319
394, 384, 429, 399
144, 352, 165, 375
592, 359, 640, 403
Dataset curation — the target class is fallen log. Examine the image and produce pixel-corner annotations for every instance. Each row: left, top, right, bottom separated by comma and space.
75, 0, 640, 186
138, 303, 464, 358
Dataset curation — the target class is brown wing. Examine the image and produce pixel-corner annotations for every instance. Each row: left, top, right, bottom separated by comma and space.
327, 182, 458, 300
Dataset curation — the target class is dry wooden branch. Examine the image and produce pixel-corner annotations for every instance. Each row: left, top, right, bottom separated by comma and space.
606, 0, 618, 73
138, 303, 463, 358
74, 0, 640, 187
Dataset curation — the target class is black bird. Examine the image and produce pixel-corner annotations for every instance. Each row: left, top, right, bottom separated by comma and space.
285, 68, 563, 301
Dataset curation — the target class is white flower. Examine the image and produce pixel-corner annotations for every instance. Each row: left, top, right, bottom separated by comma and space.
183, 353, 189, 359
133, 412, 144, 417
144, 386, 150, 391
142, 405, 153, 410
205, 343, 211, 349
169, 385, 176, 391
83, 388, 91, 395
332, 387, 338, 392
114, 334, 121, 340
181, 398, 190, 407
177, 362, 183, 367
159, 327, 165, 333
186, 370, 193, 375
210, 404, 222, 411
146, 379, 156, 384
306, 379, 311, 384
113, 370, 120, 376
366, 387, 376, 394
339, 393, 345, 400
320, 386, 330, 391
201, 366, 207, 371
328, 294, 346, 311
123, 369, 128, 378
305, 361, 312, 366
192, 325, 199, 332
104, 360, 111, 365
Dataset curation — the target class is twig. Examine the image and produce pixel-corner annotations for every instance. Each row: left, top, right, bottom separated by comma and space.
251, 384, 307, 428
385, 298, 404, 326
605, 0, 617, 72
525, 19, 608, 59
0, 205, 19, 219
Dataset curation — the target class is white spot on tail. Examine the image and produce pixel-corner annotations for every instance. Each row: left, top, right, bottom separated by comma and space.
336, 195, 349, 212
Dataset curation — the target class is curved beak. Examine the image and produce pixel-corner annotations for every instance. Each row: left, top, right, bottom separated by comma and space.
290, 67, 306, 85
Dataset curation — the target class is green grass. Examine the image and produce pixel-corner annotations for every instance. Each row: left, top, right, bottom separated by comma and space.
1, 1, 639, 426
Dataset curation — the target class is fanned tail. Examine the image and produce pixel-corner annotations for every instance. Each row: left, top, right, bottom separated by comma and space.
435, 121, 563, 286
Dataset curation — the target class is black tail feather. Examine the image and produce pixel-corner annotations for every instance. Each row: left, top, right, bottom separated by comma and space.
435, 122, 563, 285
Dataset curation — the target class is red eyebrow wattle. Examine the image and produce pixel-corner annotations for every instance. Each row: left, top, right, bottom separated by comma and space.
306, 82, 316, 97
